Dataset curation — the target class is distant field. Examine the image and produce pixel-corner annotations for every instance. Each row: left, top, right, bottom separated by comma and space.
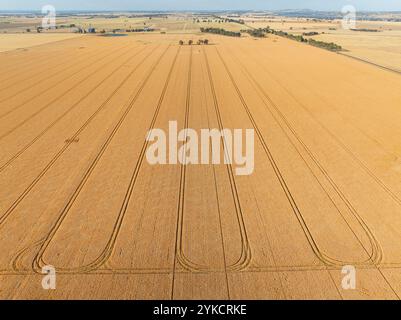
314, 30, 401, 72
246, 17, 401, 72
0, 14, 246, 34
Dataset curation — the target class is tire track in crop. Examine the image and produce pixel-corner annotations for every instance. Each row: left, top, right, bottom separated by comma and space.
201, 49, 231, 295
215, 45, 360, 267
242, 39, 401, 158
0, 35, 86, 77
172, 45, 230, 279
173, 46, 221, 273
228, 50, 382, 266
0, 44, 162, 231
9, 44, 166, 271
171, 46, 221, 277
0, 45, 90, 84
0, 42, 128, 107
0, 46, 148, 173
234, 38, 401, 209
0, 43, 130, 120
171, 46, 231, 300
237, 44, 401, 211
215, 45, 381, 267
30, 45, 180, 274
0, 44, 133, 141
0, 51, 81, 85
225, 43, 389, 265
0, 39, 108, 90
0, 52, 53, 78
202, 47, 252, 272
0, 42, 112, 95
172, 46, 229, 273
172, 46, 200, 272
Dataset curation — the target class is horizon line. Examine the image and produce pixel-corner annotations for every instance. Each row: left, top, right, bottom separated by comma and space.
1, 9, 401, 13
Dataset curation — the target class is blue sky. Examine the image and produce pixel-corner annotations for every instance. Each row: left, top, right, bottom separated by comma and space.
1, 0, 400, 11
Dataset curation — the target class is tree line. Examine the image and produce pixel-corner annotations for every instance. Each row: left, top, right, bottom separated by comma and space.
200, 27, 241, 37
243, 26, 343, 52
179, 39, 209, 45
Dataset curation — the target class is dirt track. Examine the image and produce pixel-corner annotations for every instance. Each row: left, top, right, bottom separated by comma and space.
1, 33, 401, 299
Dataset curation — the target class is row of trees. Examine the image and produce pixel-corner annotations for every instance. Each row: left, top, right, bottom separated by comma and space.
303, 31, 319, 36
200, 27, 240, 37
241, 29, 266, 38
221, 18, 245, 25
243, 26, 342, 52
179, 39, 209, 45
194, 18, 225, 23
307, 38, 343, 51
270, 28, 342, 51
212, 16, 245, 25
27, 23, 77, 33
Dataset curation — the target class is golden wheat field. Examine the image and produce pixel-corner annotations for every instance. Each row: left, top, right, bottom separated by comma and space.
1, 30, 401, 300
